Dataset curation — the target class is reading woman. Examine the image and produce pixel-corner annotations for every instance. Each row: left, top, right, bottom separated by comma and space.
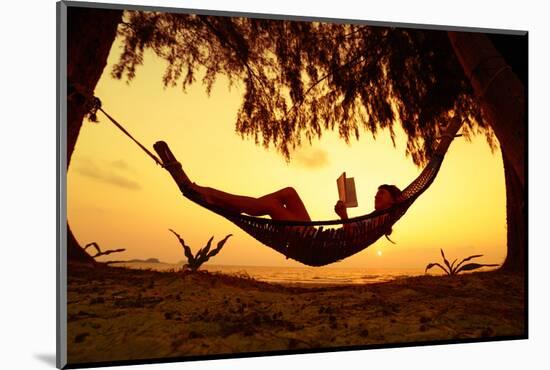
163, 161, 403, 223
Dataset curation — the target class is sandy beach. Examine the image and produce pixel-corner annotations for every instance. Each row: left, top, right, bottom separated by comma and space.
66, 263, 525, 366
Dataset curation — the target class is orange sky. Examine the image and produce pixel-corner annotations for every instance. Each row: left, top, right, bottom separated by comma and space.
67, 33, 507, 269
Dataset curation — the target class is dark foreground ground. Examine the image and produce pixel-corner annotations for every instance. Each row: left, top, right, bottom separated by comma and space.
66, 263, 525, 365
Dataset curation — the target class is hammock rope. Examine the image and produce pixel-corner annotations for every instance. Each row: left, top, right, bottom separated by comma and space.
69, 88, 164, 167
68, 82, 462, 266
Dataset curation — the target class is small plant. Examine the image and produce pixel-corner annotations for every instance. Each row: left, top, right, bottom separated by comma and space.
425, 249, 498, 276
169, 229, 232, 272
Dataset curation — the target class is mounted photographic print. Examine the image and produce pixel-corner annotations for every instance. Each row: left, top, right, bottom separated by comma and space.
57, 0, 527, 368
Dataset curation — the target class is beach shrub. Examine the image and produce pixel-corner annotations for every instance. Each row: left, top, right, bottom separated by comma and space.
169, 229, 232, 272
425, 249, 498, 275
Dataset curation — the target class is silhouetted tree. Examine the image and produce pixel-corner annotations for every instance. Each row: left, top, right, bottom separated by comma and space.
65, 6, 525, 272
66, 6, 122, 264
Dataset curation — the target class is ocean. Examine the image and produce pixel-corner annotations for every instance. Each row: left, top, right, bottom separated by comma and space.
113, 261, 434, 285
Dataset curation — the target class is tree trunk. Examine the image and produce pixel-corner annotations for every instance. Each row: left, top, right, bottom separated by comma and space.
66, 6, 122, 264
447, 31, 525, 186
447, 31, 526, 273
501, 152, 526, 273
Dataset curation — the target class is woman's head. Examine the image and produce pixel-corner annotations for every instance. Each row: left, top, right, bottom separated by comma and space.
375, 184, 402, 210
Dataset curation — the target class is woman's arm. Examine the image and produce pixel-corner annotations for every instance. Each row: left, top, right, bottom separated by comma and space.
334, 200, 354, 234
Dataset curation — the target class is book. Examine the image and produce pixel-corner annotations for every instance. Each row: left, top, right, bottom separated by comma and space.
336, 172, 358, 208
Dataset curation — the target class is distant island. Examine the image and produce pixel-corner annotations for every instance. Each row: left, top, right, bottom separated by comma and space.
126, 258, 161, 264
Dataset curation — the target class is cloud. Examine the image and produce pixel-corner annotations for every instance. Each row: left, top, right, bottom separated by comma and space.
291, 147, 330, 169
110, 159, 131, 171
74, 159, 141, 190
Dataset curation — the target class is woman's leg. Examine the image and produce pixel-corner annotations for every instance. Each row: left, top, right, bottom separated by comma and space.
194, 184, 267, 215
163, 162, 192, 187
163, 161, 310, 221
257, 187, 311, 221
195, 185, 311, 221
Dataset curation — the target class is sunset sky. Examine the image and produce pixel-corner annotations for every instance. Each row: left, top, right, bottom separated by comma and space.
67, 33, 507, 269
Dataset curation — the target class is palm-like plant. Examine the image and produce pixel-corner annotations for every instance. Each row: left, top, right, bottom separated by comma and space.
169, 229, 232, 272
425, 249, 498, 275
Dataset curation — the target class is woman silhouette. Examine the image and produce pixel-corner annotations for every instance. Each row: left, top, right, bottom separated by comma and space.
164, 162, 402, 222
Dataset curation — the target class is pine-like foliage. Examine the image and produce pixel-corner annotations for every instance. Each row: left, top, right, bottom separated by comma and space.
112, 11, 497, 166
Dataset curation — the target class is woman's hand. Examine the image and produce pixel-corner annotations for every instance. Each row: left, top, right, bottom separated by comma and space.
334, 200, 348, 220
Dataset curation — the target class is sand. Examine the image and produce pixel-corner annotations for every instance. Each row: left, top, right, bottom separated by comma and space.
66, 263, 525, 366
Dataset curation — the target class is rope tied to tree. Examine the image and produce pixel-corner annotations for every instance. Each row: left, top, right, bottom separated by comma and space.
464, 54, 513, 100
68, 81, 164, 167
480, 65, 512, 98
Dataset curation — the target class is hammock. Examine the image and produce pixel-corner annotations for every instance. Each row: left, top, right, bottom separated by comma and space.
152, 126, 459, 266
70, 86, 461, 267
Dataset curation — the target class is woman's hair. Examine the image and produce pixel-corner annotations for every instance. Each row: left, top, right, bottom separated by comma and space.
378, 184, 403, 203
377, 184, 403, 240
